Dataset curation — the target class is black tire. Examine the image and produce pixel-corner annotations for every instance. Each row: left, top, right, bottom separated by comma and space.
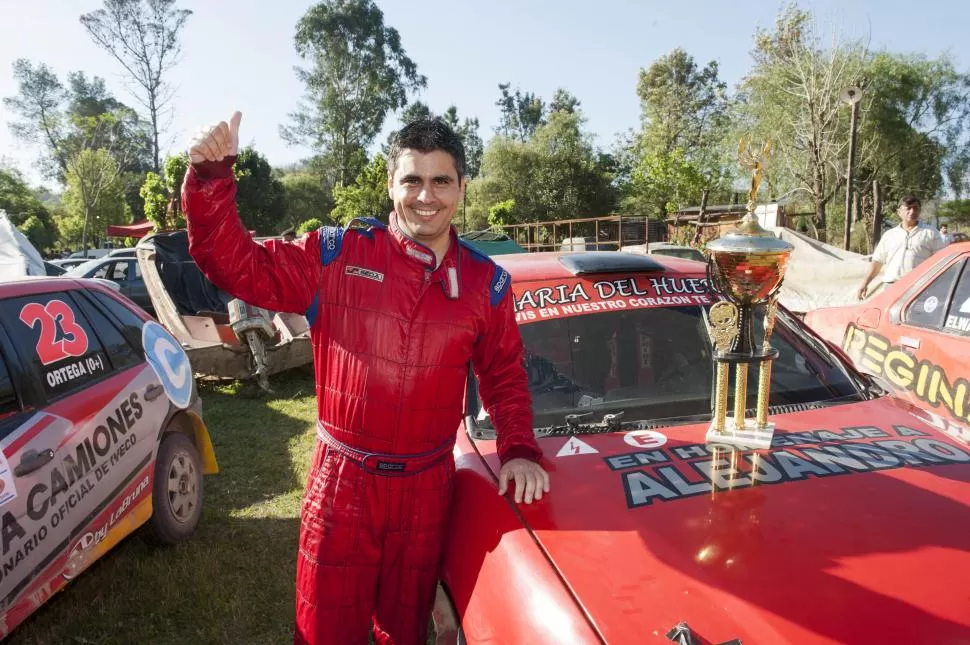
144, 432, 204, 546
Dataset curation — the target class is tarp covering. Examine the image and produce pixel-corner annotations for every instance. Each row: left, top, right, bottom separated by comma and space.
0, 209, 46, 280
459, 230, 527, 256
770, 227, 874, 313
140, 230, 233, 315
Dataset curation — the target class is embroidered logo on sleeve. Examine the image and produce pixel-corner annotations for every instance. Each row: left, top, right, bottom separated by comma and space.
345, 265, 385, 282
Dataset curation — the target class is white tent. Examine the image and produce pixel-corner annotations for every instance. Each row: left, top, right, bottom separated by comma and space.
769, 227, 875, 314
0, 208, 46, 280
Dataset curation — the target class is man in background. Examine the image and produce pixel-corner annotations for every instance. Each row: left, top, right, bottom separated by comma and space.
857, 195, 946, 299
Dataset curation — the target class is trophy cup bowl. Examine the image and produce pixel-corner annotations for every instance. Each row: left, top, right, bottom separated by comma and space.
704, 212, 793, 450
707, 215, 793, 308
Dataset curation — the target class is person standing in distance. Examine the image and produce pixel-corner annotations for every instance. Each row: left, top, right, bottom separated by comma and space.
857, 195, 945, 299
182, 111, 549, 645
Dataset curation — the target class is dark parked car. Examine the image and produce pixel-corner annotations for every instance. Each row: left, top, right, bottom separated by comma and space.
66, 257, 153, 314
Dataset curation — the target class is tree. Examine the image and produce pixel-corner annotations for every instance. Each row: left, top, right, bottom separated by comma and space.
3, 59, 69, 180
61, 148, 130, 252
297, 217, 324, 234
0, 168, 59, 251
627, 48, 733, 219
282, 0, 426, 188
738, 5, 867, 240
139, 152, 189, 231
494, 83, 546, 141
467, 108, 616, 227
549, 88, 581, 115
330, 153, 393, 225
855, 52, 970, 218
5, 61, 153, 220
938, 199, 970, 227
80, 0, 192, 173
234, 148, 288, 235
282, 172, 335, 228
442, 106, 484, 179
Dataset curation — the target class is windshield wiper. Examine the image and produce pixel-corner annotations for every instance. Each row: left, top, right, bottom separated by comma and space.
534, 410, 631, 436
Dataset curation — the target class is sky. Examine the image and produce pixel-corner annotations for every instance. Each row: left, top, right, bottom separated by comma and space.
1, 0, 968, 190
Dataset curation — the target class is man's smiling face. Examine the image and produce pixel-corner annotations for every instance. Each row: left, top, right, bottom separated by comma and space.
388, 149, 464, 248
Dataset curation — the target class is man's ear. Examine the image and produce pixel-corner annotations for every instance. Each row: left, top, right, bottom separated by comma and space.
387, 174, 393, 200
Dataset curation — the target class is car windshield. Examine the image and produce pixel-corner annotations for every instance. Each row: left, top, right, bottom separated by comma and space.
477, 301, 863, 429
66, 258, 107, 276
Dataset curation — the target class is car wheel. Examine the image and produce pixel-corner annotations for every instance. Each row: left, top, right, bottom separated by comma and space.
144, 432, 204, 545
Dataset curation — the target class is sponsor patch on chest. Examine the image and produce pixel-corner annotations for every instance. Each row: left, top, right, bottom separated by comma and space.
345, 265, 385, 282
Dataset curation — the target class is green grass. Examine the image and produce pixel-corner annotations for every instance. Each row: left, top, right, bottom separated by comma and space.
8, 371, 321, 645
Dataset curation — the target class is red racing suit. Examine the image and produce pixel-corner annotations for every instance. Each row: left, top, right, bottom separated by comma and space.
182, 157, 541, 645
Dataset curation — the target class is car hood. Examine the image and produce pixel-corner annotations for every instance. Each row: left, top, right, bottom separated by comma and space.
477, 398, 970, 644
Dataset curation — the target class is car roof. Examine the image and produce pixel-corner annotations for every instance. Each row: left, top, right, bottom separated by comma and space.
0, 276, 117, 298
494, 250, 706, 282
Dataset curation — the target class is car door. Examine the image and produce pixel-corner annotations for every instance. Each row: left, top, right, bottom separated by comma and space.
849, 255, 970, 432
0, 289, 166, 621
122, 260, 151, 310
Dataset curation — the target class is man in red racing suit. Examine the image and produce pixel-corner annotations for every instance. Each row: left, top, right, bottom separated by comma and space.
183, 112, 550, 645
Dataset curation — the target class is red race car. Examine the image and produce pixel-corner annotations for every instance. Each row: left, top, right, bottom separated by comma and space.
432, 249, 970, 645
0, 276, 218, 639
805, 241, 970, 444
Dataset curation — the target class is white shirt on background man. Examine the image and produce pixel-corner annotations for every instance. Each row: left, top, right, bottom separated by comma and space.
871, 222, 946, 284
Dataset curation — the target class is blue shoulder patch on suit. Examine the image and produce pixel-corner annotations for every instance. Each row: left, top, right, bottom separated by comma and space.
457, 240, 510, 307
319, 226, 344, 265
457, 238, 491, 263
345, 217, 387, 240
305, 291, 320, 327
490, 264, 511, 307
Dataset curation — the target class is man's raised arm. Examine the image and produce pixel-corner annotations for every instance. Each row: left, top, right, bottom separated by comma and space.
182, 111, 322, 315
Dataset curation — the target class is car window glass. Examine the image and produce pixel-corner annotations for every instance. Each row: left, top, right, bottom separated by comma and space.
484, 303, 859, 427
92, 263, 112, 279
110, 262, 128, 282
0, 292, 112, 400
131, 261, 142, 278
0, 348, 17, 417
904, 261, 962, 330
941, 261, 970, 336
91, 291, 146, 351
71, 292, 142, 370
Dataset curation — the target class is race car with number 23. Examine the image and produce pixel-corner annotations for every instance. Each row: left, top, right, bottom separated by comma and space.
0, 276, 218, 639
432, 250, 970, 645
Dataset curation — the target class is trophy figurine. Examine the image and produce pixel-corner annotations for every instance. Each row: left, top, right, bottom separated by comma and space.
703, 139, 793, 450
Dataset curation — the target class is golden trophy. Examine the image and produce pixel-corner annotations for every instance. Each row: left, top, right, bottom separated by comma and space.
703, 139, 793, 450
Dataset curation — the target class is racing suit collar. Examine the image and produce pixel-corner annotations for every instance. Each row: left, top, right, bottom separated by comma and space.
388, 211, 462, 300
388, 210, 458, 271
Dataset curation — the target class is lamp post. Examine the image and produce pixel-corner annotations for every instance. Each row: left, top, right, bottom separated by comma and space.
841, 85, 863, 251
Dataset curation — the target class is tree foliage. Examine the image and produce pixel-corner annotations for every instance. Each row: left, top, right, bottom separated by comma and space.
282, 0, 426, 188
468, 109, 616, 228
282, 172, 335, 229
60, 148, 129, 251
738, 5, 867, 240
625, 48, 733, 218
330, 153, 393, 225
297, 217, 324, 234
80, 0, 192, 172
234, 148, 288, 235
0, 168, 59, 251
139, 152, 188, 231
494, 83, 546, 141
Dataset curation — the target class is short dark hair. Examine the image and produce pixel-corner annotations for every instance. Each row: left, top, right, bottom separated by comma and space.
387, 118, 467, 179
900, 195, 921, 210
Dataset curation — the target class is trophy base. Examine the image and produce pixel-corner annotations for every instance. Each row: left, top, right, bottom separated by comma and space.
705, 418, 776, 450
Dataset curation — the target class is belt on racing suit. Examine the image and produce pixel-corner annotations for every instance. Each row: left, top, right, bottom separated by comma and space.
316, 421, 454, 476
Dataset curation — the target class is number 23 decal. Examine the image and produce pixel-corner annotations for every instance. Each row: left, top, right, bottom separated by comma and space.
19, 300, 90, 366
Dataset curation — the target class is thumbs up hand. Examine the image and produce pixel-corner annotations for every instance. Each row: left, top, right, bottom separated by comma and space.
189, 111, 242, 163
